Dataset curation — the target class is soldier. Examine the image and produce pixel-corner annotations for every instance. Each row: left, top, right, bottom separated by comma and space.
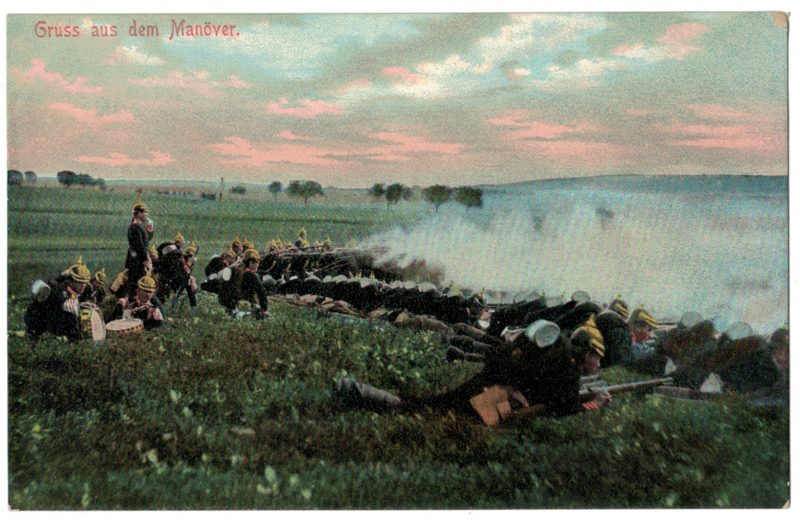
594, 298, 632, 367
24, 256, 92, 342
125, 196, 152, 297
231, 235, 244, 259
201, 248, 235, 294
336, 321, 611, 420
80, 267, 110, 307
111, 272, 164, 330
155, 239, 198, 310
625, 307, 660, 363
218, 249, 270, 319
295, 228, 309, 248
156, 232, 184, 258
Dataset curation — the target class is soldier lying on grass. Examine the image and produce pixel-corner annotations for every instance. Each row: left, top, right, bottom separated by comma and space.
335, 321, 612, 426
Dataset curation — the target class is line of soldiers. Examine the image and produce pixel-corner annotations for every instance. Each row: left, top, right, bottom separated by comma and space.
21, 195, 789, 427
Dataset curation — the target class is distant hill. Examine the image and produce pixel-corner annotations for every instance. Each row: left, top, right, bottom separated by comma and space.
482, 174, 787, 196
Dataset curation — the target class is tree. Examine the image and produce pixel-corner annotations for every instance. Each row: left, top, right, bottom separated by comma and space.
455, 186, 483, 211
402, 186, 414, 201
268, 181, 282, 202
423, 184, 452, 212
368, 183, 385, 201
384, 183, 405, 209
230, 185, 247, 195
287, 180, 324, 205
8, 170, 23, 185
57, 170, 76, 186
24, 171, 37, 184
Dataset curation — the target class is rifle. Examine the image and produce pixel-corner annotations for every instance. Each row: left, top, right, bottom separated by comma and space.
579, 377, 673, 399
509, 377, 673, 423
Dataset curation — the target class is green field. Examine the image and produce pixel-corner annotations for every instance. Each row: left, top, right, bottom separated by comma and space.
6, 186, 790, 509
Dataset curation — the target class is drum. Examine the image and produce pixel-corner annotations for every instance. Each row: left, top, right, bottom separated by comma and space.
79, 302, 106, 341
105, 318, 144, 338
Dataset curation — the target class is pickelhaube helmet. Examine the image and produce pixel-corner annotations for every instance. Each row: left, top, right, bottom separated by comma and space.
137, 272, 157, 293
132, 194, 147, 214
68, 256, 91, 284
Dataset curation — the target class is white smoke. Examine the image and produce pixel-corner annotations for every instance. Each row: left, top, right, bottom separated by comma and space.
362, 184, 788, 335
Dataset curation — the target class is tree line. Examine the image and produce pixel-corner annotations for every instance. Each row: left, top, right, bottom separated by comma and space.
7, 170, 38, 185
369, 183, 483, 211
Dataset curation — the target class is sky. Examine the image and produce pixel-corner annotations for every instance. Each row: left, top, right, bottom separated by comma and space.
6, 12, 789, 188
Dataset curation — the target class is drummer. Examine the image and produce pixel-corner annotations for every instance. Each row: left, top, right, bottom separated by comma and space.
110, 272, 164, 330
24, 256, 91, 342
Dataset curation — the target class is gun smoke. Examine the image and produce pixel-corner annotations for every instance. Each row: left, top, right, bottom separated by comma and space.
362, 180, 788, 335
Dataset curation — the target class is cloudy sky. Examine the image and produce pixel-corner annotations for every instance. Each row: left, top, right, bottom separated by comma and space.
7, 12, 788, 187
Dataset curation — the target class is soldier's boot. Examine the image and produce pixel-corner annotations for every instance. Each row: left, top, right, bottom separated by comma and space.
446, 346, 485, 363
335, 377, 401, 411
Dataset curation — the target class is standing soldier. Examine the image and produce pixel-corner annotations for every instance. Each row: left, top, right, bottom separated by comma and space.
24, 256, 91, 342
125, 196, 152, 297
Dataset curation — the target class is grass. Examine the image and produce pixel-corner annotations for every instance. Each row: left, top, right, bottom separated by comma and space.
6, 186, 791, 509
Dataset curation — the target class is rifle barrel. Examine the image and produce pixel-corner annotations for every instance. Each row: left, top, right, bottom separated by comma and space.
580, 377, 673, 397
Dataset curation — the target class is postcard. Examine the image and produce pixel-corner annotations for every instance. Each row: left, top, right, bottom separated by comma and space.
5, 11, 790, 509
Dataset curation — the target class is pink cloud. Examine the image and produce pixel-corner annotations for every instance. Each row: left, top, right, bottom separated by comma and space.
663, 121, 783, 154
486, 112, 602, 140
265, 97, 344, 119
383, 66, 422, 84
659, 22, 707, 46
337, 78, 373, 94
278, 130, 309, 141
613, 22, 707, 61
520, 139, 636, 167
209, 136, 343, 167
367, 132, 464, 158
130, 71, 251, 97
209, 131, 465, 168
687, 104, 757, 121
486, 111, 535, 128
11, 59, 103, 94
76, 151, 175, 166
47, 102, 135, 126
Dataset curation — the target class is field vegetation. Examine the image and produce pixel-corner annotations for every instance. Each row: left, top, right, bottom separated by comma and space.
6, 185, 790, 509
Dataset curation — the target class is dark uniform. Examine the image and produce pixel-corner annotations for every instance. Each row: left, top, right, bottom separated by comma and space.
125, 219, 150, 297
24, 258, 92, 342
218, 249, 269, 317
338, 330, 607, 421
110, 273, 164, 330
155, 241, 198, 308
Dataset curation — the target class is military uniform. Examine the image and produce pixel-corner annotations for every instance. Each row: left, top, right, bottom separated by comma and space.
111, 273, 164, 329
24, 257, 92, 342
125, 198, 151, 297
156, 240, 198, 308
218, 249, 269, 317
338, 328, 607, 421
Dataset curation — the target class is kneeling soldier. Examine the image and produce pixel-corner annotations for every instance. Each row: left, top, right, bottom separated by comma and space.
24, 256, 92, 342
218, 249, 269, 319
111, 273, 164, 330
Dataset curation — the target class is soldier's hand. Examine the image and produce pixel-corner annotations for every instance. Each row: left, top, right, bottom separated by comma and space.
594, 391, 613, 408
62, 297, 80, 315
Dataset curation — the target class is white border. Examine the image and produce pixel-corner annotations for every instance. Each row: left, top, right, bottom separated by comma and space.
1, 1, 795, 518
